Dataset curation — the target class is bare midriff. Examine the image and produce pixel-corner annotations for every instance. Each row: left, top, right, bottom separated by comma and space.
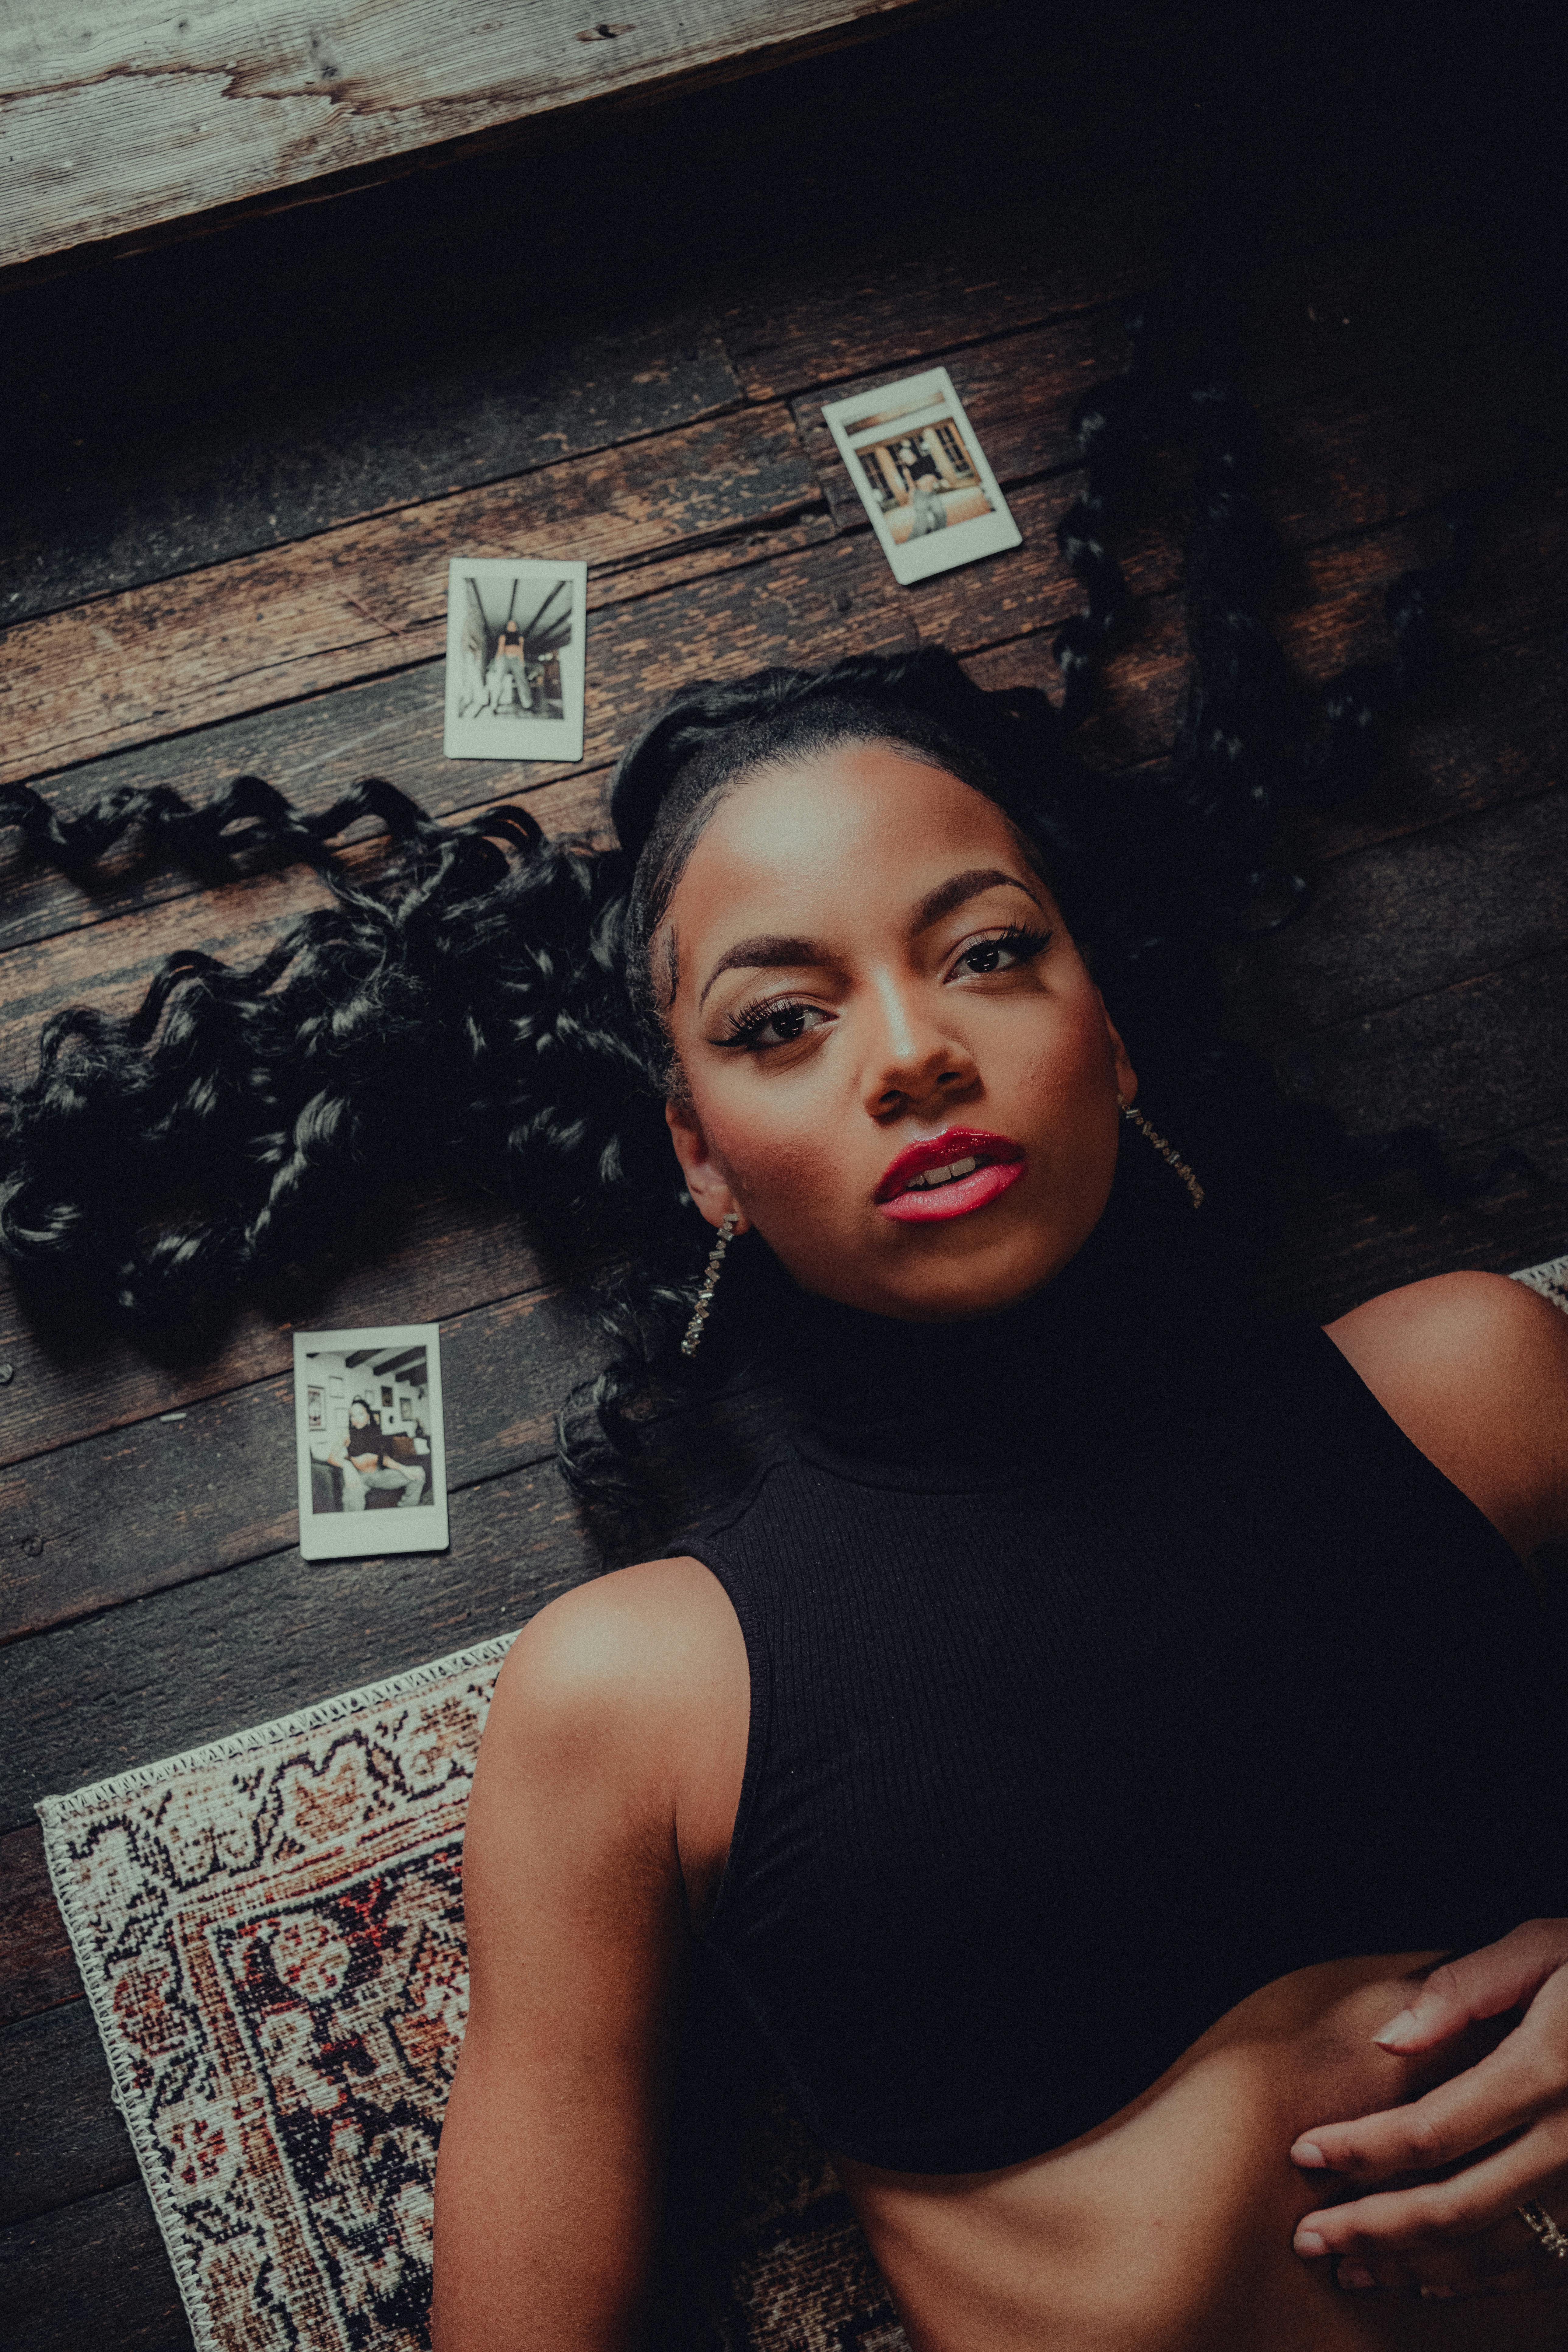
836, 1951, 1564, 2352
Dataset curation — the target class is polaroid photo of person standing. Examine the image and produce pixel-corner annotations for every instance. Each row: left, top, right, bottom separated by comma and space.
443, 558, 588, 761
821, 366, 1021, 586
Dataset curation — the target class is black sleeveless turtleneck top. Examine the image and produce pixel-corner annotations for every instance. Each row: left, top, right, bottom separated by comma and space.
684, 1181, 1568, 2175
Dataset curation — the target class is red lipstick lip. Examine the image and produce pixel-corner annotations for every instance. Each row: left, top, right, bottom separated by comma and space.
873, 1127, 1025, 1205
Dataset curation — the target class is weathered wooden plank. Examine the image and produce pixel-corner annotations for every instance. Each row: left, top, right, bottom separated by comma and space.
1218, 792, 1568, 1038
0, 2003, 135, 2227
1, 309, 743, 630
0, 469, 1088, 947
1258, 1117, 1568, 1328
795, 322, 1542, 542
0, 1826, 80, 2026
10, 295, 1545, 797
0, 1182, 543, 1476
0, 0, 947, 273
0, 2179, 191, 2352
720, 193, 1157, 403
1258, 948, 1568, 1150
0, 1282, 599, 1643
0, 401, 822, 788
725, 217, 1491, 408
4, 460, 1561, 967
0, 1457, 591, 1838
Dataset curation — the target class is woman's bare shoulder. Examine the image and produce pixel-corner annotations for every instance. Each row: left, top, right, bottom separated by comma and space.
1325, 1271, 1568, 1557
488, 1556, 741, 1755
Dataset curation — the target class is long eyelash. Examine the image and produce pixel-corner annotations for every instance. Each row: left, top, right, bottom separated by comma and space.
719, 992, 810, 1047
966, 923, 1052, 964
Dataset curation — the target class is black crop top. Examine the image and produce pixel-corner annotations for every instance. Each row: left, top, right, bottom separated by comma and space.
685, 1201, 1568, 2175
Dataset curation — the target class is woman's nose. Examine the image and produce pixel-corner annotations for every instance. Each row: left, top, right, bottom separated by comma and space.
862, 979, 977, 1115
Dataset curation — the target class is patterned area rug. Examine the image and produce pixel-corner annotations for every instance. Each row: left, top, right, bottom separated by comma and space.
38, 1639, 896, 2352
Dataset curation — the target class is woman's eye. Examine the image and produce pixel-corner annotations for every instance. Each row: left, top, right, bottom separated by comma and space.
726, 999, 832, 1050
953, 926, 1051, 978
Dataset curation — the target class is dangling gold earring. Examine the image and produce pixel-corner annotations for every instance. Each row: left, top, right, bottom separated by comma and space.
681, 1209, 740, 1356
1118, 1098, 1205, 1209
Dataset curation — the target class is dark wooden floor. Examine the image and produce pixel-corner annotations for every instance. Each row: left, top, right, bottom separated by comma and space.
2, 6, 1566, 2344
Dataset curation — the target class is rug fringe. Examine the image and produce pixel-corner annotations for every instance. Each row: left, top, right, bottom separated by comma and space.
35, 1629, 517, 1823
1511, 1252, 1568, 1306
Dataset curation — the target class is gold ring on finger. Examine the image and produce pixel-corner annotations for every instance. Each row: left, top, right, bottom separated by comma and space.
1516, 2202, 1568, 2261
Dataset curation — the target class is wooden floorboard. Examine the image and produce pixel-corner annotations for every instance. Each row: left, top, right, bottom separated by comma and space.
0, 1461, 590, 1839
0, 1185, 543, 1475
0, 1281, 593, 1640
3, 10, 1565, 2336
2, 2000, 137, 2227
2, 0, 949, 272
0, 2181, 191, 2351
0, 1823, 80, 2025
0, 310, 743, 632
4, 457, 1560, 979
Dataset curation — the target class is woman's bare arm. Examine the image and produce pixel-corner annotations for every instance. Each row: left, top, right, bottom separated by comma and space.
1326, 1269, 1568, 1559
431, 1557, 745, 2351
1293, 1270, 1568, 2297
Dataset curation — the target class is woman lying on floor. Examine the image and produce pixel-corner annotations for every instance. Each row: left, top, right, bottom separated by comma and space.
428, 656, 1568, 2352
5, 299, 1568, 2350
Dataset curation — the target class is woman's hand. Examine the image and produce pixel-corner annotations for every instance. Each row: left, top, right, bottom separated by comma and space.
1290, 1922, 1568, 2298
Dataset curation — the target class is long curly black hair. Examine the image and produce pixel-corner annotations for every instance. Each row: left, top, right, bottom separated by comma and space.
0, 289, 1486, 1523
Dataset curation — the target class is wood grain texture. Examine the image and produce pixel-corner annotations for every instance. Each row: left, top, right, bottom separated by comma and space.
0, 1182, 544, 1475
1218, 793, 1568, 1037
0, 402, 823, 787
1258, 1117, 1568, 1325
0, 1458, 592, 1838
0, 2001, 136, 2227
0, 1825, 81, 2025
6, 336, 1549, 805
1, 0, 942, 271
1, 310, 743, 630
0, 1282, 597, 1643
0, 2180, 190, 2351
2, 474, 1560, 968
1263, 950, 1568, 1151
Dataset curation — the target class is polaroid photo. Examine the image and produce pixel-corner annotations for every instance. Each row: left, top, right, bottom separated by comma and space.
821, 367, 1021, 586
293, 1324, 450, 1562
443, 557, 587, 761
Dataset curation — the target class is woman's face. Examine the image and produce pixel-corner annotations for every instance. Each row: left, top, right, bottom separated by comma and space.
350, 1402, 371, 1428
660, 743, 1136, 1321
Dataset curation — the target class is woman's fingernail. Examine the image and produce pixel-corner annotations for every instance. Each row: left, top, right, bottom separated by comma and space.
1295, 2230, 1328, 2257
1291, 2139, 1327, 2167
1338, 2262, 1378, 2291
1373, 2007, 1419, 2048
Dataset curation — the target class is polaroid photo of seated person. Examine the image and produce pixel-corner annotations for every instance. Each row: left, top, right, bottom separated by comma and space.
294, 1323, 450, 1562
820, 366, 1021, 586
443, 557, 588, 762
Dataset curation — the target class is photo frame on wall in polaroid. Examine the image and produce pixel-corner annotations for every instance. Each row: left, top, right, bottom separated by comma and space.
443, 557, 587, 762
821, 367, 1021, 586
293, 1323, 450, 1562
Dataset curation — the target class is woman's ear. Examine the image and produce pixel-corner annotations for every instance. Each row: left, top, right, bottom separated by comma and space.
664, 1098, 750, 1233
1097, 993, 1138, 1107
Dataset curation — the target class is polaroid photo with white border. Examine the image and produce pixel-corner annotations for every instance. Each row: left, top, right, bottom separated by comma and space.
821, 367, 1021, 586
294, 1324, 450, 1561
443, 558, 587, 761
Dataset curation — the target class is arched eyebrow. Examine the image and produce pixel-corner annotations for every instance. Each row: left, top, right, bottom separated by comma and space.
913, 867, 1043, 933
695, 869, 1042, 1010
